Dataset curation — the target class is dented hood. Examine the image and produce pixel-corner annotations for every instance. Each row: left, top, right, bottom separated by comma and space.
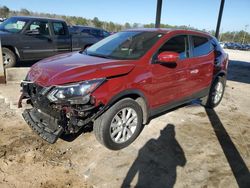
28, 52, 135, 87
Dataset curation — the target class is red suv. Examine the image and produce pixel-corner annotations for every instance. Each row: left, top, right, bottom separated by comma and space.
19, 29, 228, 150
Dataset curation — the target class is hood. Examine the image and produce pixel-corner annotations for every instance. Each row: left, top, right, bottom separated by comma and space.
0, 30, 14, 36
28, 52, 135, 87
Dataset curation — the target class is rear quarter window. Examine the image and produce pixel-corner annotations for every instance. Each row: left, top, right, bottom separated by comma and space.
192, 36, 213, 57
52, 22, 67, 35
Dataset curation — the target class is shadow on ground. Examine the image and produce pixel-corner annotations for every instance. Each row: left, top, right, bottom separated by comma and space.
60, 124, 93, 142
16, 60, 37, 67
206, 108, 250, 188
121, 124, 186, 188
228, 60, 250, 84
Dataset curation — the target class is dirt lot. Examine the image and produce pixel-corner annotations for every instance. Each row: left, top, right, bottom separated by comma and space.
0, 49, 250, 188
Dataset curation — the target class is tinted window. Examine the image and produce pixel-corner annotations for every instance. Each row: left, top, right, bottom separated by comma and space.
90, 29, 102, 37
158, 35, 188, 59
192, 36, 212, 57
81, 28, 91, 34
53, 22, 66, 35
103, 31, 110, 37
28, 21, 49, 35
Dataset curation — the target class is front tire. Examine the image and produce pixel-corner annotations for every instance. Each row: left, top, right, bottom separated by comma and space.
93, 98, 143, 150
2, 48, 17, 68
201, 76, 226, 108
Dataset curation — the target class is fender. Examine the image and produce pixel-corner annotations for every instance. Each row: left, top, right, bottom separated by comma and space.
14, 46, 21, 59
213, 70, 227, 83
101, 89, 150, 124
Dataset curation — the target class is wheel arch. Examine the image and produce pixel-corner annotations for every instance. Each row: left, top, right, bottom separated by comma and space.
212, 70, 227, 84
105, 89, 150, 124
2, 45, 20, 59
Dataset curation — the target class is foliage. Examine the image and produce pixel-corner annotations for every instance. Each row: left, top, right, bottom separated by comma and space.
0, 6, 9, 17
0, 5, 249, 43
220, 30, 250, 44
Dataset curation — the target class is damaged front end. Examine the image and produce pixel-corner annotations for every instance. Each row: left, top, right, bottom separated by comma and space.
19, 79, 105, 144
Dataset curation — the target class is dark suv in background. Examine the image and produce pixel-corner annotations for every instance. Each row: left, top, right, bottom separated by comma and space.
68, 25, 110, 40
0, 16, 106, 67
19, 29, 228, 150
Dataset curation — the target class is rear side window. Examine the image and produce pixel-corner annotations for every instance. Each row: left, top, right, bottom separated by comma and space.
192, 36, 212, 57
103, 31, 110, 37
90, 29, 102, 37
52, 22, 66, 35
158, 35, 189, 59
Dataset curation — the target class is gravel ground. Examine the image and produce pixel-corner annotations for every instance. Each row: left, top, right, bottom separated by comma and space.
0, 49, 249, 188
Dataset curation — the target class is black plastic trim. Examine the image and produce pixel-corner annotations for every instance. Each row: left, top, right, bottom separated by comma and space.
22, 109, 63, 144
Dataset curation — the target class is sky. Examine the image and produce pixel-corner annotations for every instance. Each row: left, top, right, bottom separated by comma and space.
0, 0, 249, 32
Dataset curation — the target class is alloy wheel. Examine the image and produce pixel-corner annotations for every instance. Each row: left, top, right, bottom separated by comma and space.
110, 107, 138, 144
213, 81, 224, 104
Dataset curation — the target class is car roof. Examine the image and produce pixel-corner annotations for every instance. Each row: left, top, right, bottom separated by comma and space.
125, 28, 212, 37
10, 16, 64, 22
72, 25, 106, 31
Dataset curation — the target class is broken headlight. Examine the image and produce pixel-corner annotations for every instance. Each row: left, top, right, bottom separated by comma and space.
47, 78, 105, 104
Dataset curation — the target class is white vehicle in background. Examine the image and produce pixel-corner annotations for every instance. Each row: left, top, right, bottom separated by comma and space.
219, 42, 225, 48
0, 18, 6, 24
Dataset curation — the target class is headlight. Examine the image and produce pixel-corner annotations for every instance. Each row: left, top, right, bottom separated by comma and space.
47, 78, 105, 104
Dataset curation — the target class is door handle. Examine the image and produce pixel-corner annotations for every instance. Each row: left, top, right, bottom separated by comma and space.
190, 69, 199, 74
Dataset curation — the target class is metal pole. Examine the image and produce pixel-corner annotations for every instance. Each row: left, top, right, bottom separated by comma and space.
155, 0, 163, 28
0, 40, 6, 84
215, 0, 225, 39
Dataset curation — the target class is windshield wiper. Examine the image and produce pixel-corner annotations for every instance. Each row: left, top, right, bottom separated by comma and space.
87, 53, 112, 59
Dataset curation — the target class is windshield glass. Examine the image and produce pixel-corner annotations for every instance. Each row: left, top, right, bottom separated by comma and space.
86, 31, 163, 60
0, 17, 27, 33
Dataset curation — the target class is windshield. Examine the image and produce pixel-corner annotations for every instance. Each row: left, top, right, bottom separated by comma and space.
86, 31, 163, 60
0, 17, 27, 33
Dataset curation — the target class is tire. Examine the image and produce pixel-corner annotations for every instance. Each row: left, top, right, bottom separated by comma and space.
93, 98, 143, 150
201, 76, 226, 108
2, 48, 16, 68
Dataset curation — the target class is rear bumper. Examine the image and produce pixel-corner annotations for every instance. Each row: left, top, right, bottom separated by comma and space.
22, 108, 63, 144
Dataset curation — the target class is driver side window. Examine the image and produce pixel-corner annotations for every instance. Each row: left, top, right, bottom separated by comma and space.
27, 21, 49, 35
158, 35, 189, 59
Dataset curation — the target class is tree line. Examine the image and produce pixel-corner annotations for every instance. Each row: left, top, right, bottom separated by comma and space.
0, 5, 249, 43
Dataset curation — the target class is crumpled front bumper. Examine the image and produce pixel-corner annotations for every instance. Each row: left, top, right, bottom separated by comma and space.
22, 108, 63, 144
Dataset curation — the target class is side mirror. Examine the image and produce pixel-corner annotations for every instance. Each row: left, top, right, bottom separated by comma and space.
25, 29, 40, 35
157, 51, 179, 64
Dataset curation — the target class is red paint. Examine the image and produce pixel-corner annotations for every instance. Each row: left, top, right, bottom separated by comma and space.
157, 51, 179, 63
26, 29, 228, 110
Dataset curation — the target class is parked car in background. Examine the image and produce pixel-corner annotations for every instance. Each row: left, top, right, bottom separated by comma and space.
0, 16, 102, 68
68, 25, 110, 40
223, 42, 250, 51
19, 29, 228, 150
241, 44, 250, 51
219, 42, 225, 48
0, 17, 6, 24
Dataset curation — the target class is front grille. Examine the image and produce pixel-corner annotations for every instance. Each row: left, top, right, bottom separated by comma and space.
27, 83, 61, 119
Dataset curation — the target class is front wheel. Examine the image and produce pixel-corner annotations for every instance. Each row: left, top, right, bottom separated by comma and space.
201, 76, 226, 108
2, 48, 16, 68
93, 98, 143, 150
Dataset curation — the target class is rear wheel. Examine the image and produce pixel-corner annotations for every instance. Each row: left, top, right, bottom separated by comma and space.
93, 98, 143, 150
2, 48, 16, 68
201, 76, 226, 108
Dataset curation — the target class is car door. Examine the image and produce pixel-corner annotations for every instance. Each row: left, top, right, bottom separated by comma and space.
21, 20, 55, 60
149, 35, 191, 108
51, 21, 71, 54
187, 35, 214, 96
